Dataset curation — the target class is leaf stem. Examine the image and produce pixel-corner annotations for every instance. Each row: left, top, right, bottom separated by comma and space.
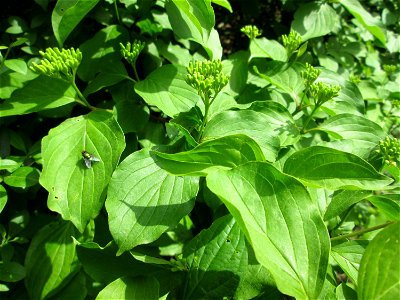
302, 103, 320, 133
71, 78, 93, 109
330, 221, 395, 242
114, 0, 121, 24
198, 93, 210, 141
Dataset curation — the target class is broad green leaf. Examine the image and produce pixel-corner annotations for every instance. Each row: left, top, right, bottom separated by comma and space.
51, 271, 87, 300
368, 195, 400, 221
135, 64, 201, 117
25, 220, 84, 300
83, 61, 129, 96
155, 41, 192, 66
340, 0, 386, 46
324, 190, 372, 221
182, 215, 247, 299
211, 0, 232, 12
250, 38, 287, 61
203, 27, 223, 60
0, 262, 25, 282
203, 111, 280, 161
165, 0, 214, 55
113, 100, 150, 134
283, 146, 393, 190
222, 51, 249, 96
52, 0, 101, 46
96, 276, 159, 300
0, 68, 37, 99
318, 114, 385, 157
152, 134, 265, 176
292, 3, 338, 41
105, 150, 199, 254
248, 101, 301, 147
0, 159, 22, 172
207, 162, 330, 299
4, 59, 27, 74
0, 76, 77, 117
3, 167, 40, 188
336, 283, 357, 300
40, 111, 125, 232
0, 185, 7, 213
78, 25, 129, 81
331, 240, 369, 285
358, 222, 400, 299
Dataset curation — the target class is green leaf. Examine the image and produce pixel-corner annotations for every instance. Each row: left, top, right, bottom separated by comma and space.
182, 215, 247, 299
0, 261, 25, 282
211, 0, 232, 12
250, 38, 287, 61
4, 59, 27, 74
113, 100, 150, 133
83, 62, 129, 96
291, 3, 338, 41
283, 146, 393, 190
358, 222, 400, 299
222, 51, 249, 96
51, 271, 87, 300
105, 150, 199, 254
368, 195, 400, 222
331, 240, 369, 285
135, 64, 201, 117
52, 0, 101, 46
0, 185, 7, 213
25, 220, 83, 300
40, 111, 125, 232
0, 76, 77, 117
96, 276, 159, 300
0, 68, 37, 99
165, 0, 214, 57
78, 25, 129, 82
0, 158, 22, 172
340, 0, 386, 46
324, 190, 372, 221
203, 111, 280, 161
207, 162, 330, 299
317, 114, 385, 157
336, 282, 357, 300
3, 167, 40, 188
152, 134, 265, 176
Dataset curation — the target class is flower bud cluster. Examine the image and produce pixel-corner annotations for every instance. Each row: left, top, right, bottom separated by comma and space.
120, 40, 145, 65
383, 64, 396, 75
376, 136, 400, 167
30, 48, 82, 81
241, 25, 261, 40
186, 59, 229, 100
310, 82, 341, 104
301, 63, 321, 88
282, 30, 302, 56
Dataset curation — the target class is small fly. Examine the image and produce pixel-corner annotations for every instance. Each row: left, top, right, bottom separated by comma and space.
81, 150, 100, 168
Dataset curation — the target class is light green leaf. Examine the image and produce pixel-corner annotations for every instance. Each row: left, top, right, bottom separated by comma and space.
203, 111, 280, 161
0, 158, 23, 172
52, 0, 101, 46
0, 68, 37, 99
135, 64, 201, 117
96, 276, 159, 300
105, 150, 199, 254
40, 111, 125, 232
368, 195, 400, 222
207, 162, 330, 299
0, 76, 77, 117
152, 134, 265, 176
358, 222, 400, 299
0, 185, 7, 213
182, 215, 247, 299
340, 0, 386, 46
250, 38, 287, 61
203, 27, 223, 59
292, 3, 338, 41
324, 190, 372, 221
0, 261, 25, 282
4, 59, 27, 74
78, 25, 129, 81
283, 146, 393, 190
4, 167, 40, 188
331, 240, 369, 285
211, 0, 232, 12
25, 221, 82, 300
155, 41, 192, 66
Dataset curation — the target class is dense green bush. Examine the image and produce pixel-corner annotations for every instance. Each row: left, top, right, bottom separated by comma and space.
0, 0, 399, 299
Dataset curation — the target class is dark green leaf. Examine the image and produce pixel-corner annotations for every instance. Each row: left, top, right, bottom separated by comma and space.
0, 261, 25, 282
